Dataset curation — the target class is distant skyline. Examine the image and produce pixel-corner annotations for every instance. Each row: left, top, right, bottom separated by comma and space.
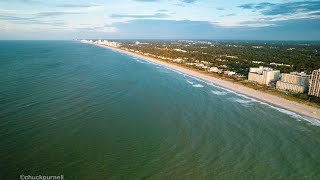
0, 0, 320, 40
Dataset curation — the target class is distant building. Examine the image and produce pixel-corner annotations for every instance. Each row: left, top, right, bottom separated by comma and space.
276, 72, 310, 93
97, 40, 121, 47
195, 63, 208, 69
80, 39, 93, 43
308, 69, 320, 97
252, 61, 264, 64
174, 49, 187, 53
173, 58, 183, 63
208, 67, 219, 73
208, 67, 223, 73
186, 62, 195, 66
224, 71, 236, 76
248, 66, 280, 85
270, 62, 292, 67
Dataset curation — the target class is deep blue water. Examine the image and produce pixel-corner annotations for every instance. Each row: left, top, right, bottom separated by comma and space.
0, 41, 320, 179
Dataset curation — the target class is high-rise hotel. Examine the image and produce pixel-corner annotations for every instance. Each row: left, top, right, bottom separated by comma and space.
276, 72, 310, 93
248, 66, 280, 86
308, 69, 320, 97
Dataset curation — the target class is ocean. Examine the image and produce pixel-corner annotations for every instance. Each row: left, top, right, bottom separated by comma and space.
0, 41, 320, 179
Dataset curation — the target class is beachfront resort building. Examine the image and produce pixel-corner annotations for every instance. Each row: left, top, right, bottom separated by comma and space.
224, 71, 236, 76
308, 69, 320, 97
248, 66, 280, 85
276, 72, 310, 93
208, 67, 223, 73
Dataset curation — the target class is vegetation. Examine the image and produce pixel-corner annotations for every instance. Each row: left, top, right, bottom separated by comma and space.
120, 40, 320, 74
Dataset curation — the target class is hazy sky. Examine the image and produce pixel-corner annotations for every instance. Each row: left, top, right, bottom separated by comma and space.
0, 0, 319, 40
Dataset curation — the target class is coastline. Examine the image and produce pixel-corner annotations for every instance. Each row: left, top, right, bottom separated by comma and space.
89, 43, 320, 120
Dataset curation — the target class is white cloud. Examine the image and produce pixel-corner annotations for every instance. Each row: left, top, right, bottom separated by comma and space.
96, 26, 118, 33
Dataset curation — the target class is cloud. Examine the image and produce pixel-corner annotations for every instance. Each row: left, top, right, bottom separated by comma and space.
225, 13, 236, 17
0, 0, 40, 4
214, 19, 275, 28
56, 3, 101, 8
109, 19, 219, 39
0, 14, 32, 21
104, 18, 320, 40
110, 13, 169, 19
97, 27, 118, 33
78, 26, 118, 33
175, 0, 197, 6
238, 2, 274, 10
310, 12, 320, 16
36, 12, 85, 17
181, 0, 197, 3
157, 9, 168, 12
133, 0, 196, 3
237, 0, 320, 27
0, 14, 65, 26
133, 0, 160, 1
239, 1, 320, 16
2, 15, 320, 40
238, 21, 275, 28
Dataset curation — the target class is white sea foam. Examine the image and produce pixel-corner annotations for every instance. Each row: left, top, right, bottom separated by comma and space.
211, 90, 228, 96
265, 104, 320, 126
192, 84, 204, 88
231, 98, 253, 105
187, 80, 194, 85
136, 60, 144, 63
132, 57, 145, 64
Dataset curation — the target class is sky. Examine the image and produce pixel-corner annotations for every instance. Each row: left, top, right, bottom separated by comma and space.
0, 0, 319, 40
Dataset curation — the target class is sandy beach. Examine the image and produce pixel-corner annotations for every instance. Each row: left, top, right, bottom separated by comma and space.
90, 43, 320, 120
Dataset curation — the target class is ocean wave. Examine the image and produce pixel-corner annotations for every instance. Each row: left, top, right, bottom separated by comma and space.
135, 59, 144, 63
192, 84, 204, 88
187, 80, 194, 85
265, 104, 320, 126
231, 98, 253, 105
211, 90, 228, 96
132, 57, 145, 64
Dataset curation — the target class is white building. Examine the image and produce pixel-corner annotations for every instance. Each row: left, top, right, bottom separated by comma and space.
224, 71, 236, 76
80, 39, 88, 43
80, 39, 94, 43
208, 67, 220, 73
195, 63, 209, 69
173, 58, 183, 63
252, 61, 264, 64
276, 72, 310, 93
308, 69, 320, 97
248, 66, 280, 85
270, 62, 292, 67
174, 49, 187, 53
97, 40, 121, 47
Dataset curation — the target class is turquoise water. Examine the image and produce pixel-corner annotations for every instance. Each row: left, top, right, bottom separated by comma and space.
0, 41, 320, 179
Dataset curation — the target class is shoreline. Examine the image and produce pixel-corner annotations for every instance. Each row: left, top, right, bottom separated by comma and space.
88, 43, 320, 120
